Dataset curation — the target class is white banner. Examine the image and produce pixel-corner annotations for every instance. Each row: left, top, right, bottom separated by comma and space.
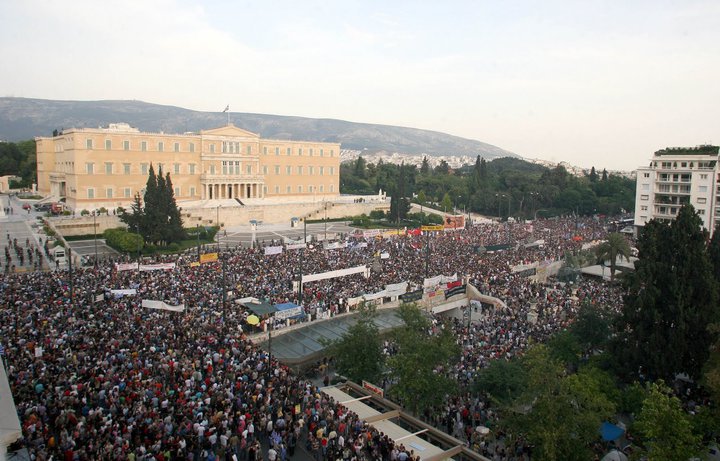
380, 251, 390, 259
348, 281, 409, 305
115, 263, 137, 272
274, 306, 303, 320
264, 246, 283, 256
423, 273, 457, 288
302, 265, 369, 283
139, 263, 176, 272
324, 241, 347, 250
142, 299, 185, 312
110, 289, 137, 297
363, 229, 383, 239
95, 294, 105, 302
286, 243, 307, 250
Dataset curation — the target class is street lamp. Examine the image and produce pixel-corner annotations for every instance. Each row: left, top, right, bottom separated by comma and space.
216, 204, 222, 245
216, 205, 227, 338
196, 224, 201, 261
93, 210, 98, 269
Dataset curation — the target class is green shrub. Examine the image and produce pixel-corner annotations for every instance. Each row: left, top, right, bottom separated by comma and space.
80, 209, 90, 216
103, 228, 144, 254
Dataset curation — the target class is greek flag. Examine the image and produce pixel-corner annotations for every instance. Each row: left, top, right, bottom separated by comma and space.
0, 343, 5, 356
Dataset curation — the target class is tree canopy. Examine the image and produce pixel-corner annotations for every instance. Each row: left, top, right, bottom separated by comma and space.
614, 205, 719, 382
119, 164, 186, 246
340, 155, 635, 218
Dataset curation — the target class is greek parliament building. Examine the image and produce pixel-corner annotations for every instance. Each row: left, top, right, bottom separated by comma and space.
36, 123, 341, 211
634, 145, 720, 236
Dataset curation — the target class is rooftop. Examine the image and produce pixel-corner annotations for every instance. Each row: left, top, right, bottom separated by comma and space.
654, 145, 719, 157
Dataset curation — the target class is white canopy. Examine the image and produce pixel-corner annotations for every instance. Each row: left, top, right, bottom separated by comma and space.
0, 360, 22, 455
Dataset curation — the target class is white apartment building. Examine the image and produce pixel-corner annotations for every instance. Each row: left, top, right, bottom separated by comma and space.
634, 145, 719, 235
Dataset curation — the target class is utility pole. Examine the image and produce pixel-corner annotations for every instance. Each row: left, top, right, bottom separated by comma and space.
299, 219, 306, 308
93, 211, 98, 269
196, 224, 201, 261
425, 229, 430, 278
217, 211, 227, 339
68, 246, 73, 301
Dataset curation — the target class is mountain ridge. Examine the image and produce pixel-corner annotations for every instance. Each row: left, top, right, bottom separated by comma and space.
0, 97, 518, 160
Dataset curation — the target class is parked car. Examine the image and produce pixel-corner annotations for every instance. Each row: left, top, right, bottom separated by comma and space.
22, 203, 32, 210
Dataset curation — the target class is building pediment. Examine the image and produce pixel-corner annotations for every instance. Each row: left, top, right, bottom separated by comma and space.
200, 124, 260, 139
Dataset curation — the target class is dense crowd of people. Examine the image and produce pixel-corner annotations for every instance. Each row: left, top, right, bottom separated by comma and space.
0, 215, 623, 460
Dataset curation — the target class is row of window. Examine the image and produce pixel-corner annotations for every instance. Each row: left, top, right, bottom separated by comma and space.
85, 138, 336, 157
86, 162, 197, 175
640, 195, 708, 204
654, 161, 717, 170
265, 165, 334, 176
83, 162, 337, 176
86, 186, 196, 199
270, 184, 335, 194
87, 139, 197, 153
84, 184, 336, 199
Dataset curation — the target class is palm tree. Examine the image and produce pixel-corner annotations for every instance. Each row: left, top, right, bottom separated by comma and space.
596, 232, 632, 281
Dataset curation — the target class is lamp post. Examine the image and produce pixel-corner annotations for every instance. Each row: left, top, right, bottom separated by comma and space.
196, 224, 201, 261
216, 204, 222, 242
93, 210, 98, 269
324, 202, 328, 242
68, 246, 73, 301
425, 228, 430, 278
216, 206, 227, 338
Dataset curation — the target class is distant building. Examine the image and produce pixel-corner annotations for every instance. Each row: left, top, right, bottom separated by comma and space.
634, 145, 719, 235
36, 123, 340, 211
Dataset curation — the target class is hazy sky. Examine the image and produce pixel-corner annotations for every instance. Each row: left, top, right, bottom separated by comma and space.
2, 0, 718, 171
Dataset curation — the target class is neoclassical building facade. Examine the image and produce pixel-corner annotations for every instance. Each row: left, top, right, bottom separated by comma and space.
36, 123, 341, 211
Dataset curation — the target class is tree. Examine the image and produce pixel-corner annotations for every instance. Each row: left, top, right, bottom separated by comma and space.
614, 206, 719, 382
434, 159, 450, 175
119, 193, 144, 237
416, 190, 427, 206
708, 223, 720, 283
387, 303, 460, 415
634, 381, 702, 460
441, 193, 453, 213
505, 346, 615, 461
569, 301, 615, 353
120, 165, 186, 247
420, 156, 429, 175
325, 303, 384, 384
595, 233, 632, 281
162, 172, 186, 243
589, 166, 598, 182
354, 156, 367, 179
474, 358, 527, 406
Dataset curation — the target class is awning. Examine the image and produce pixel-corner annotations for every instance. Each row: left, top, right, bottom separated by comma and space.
600, 421, 625, 441
242, 300, 276, 316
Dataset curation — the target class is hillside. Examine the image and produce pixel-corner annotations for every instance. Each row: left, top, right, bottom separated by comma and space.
0, 97, 517, 160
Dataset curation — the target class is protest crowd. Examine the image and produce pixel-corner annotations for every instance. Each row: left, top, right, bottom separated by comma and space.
0, 215, 623, 460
